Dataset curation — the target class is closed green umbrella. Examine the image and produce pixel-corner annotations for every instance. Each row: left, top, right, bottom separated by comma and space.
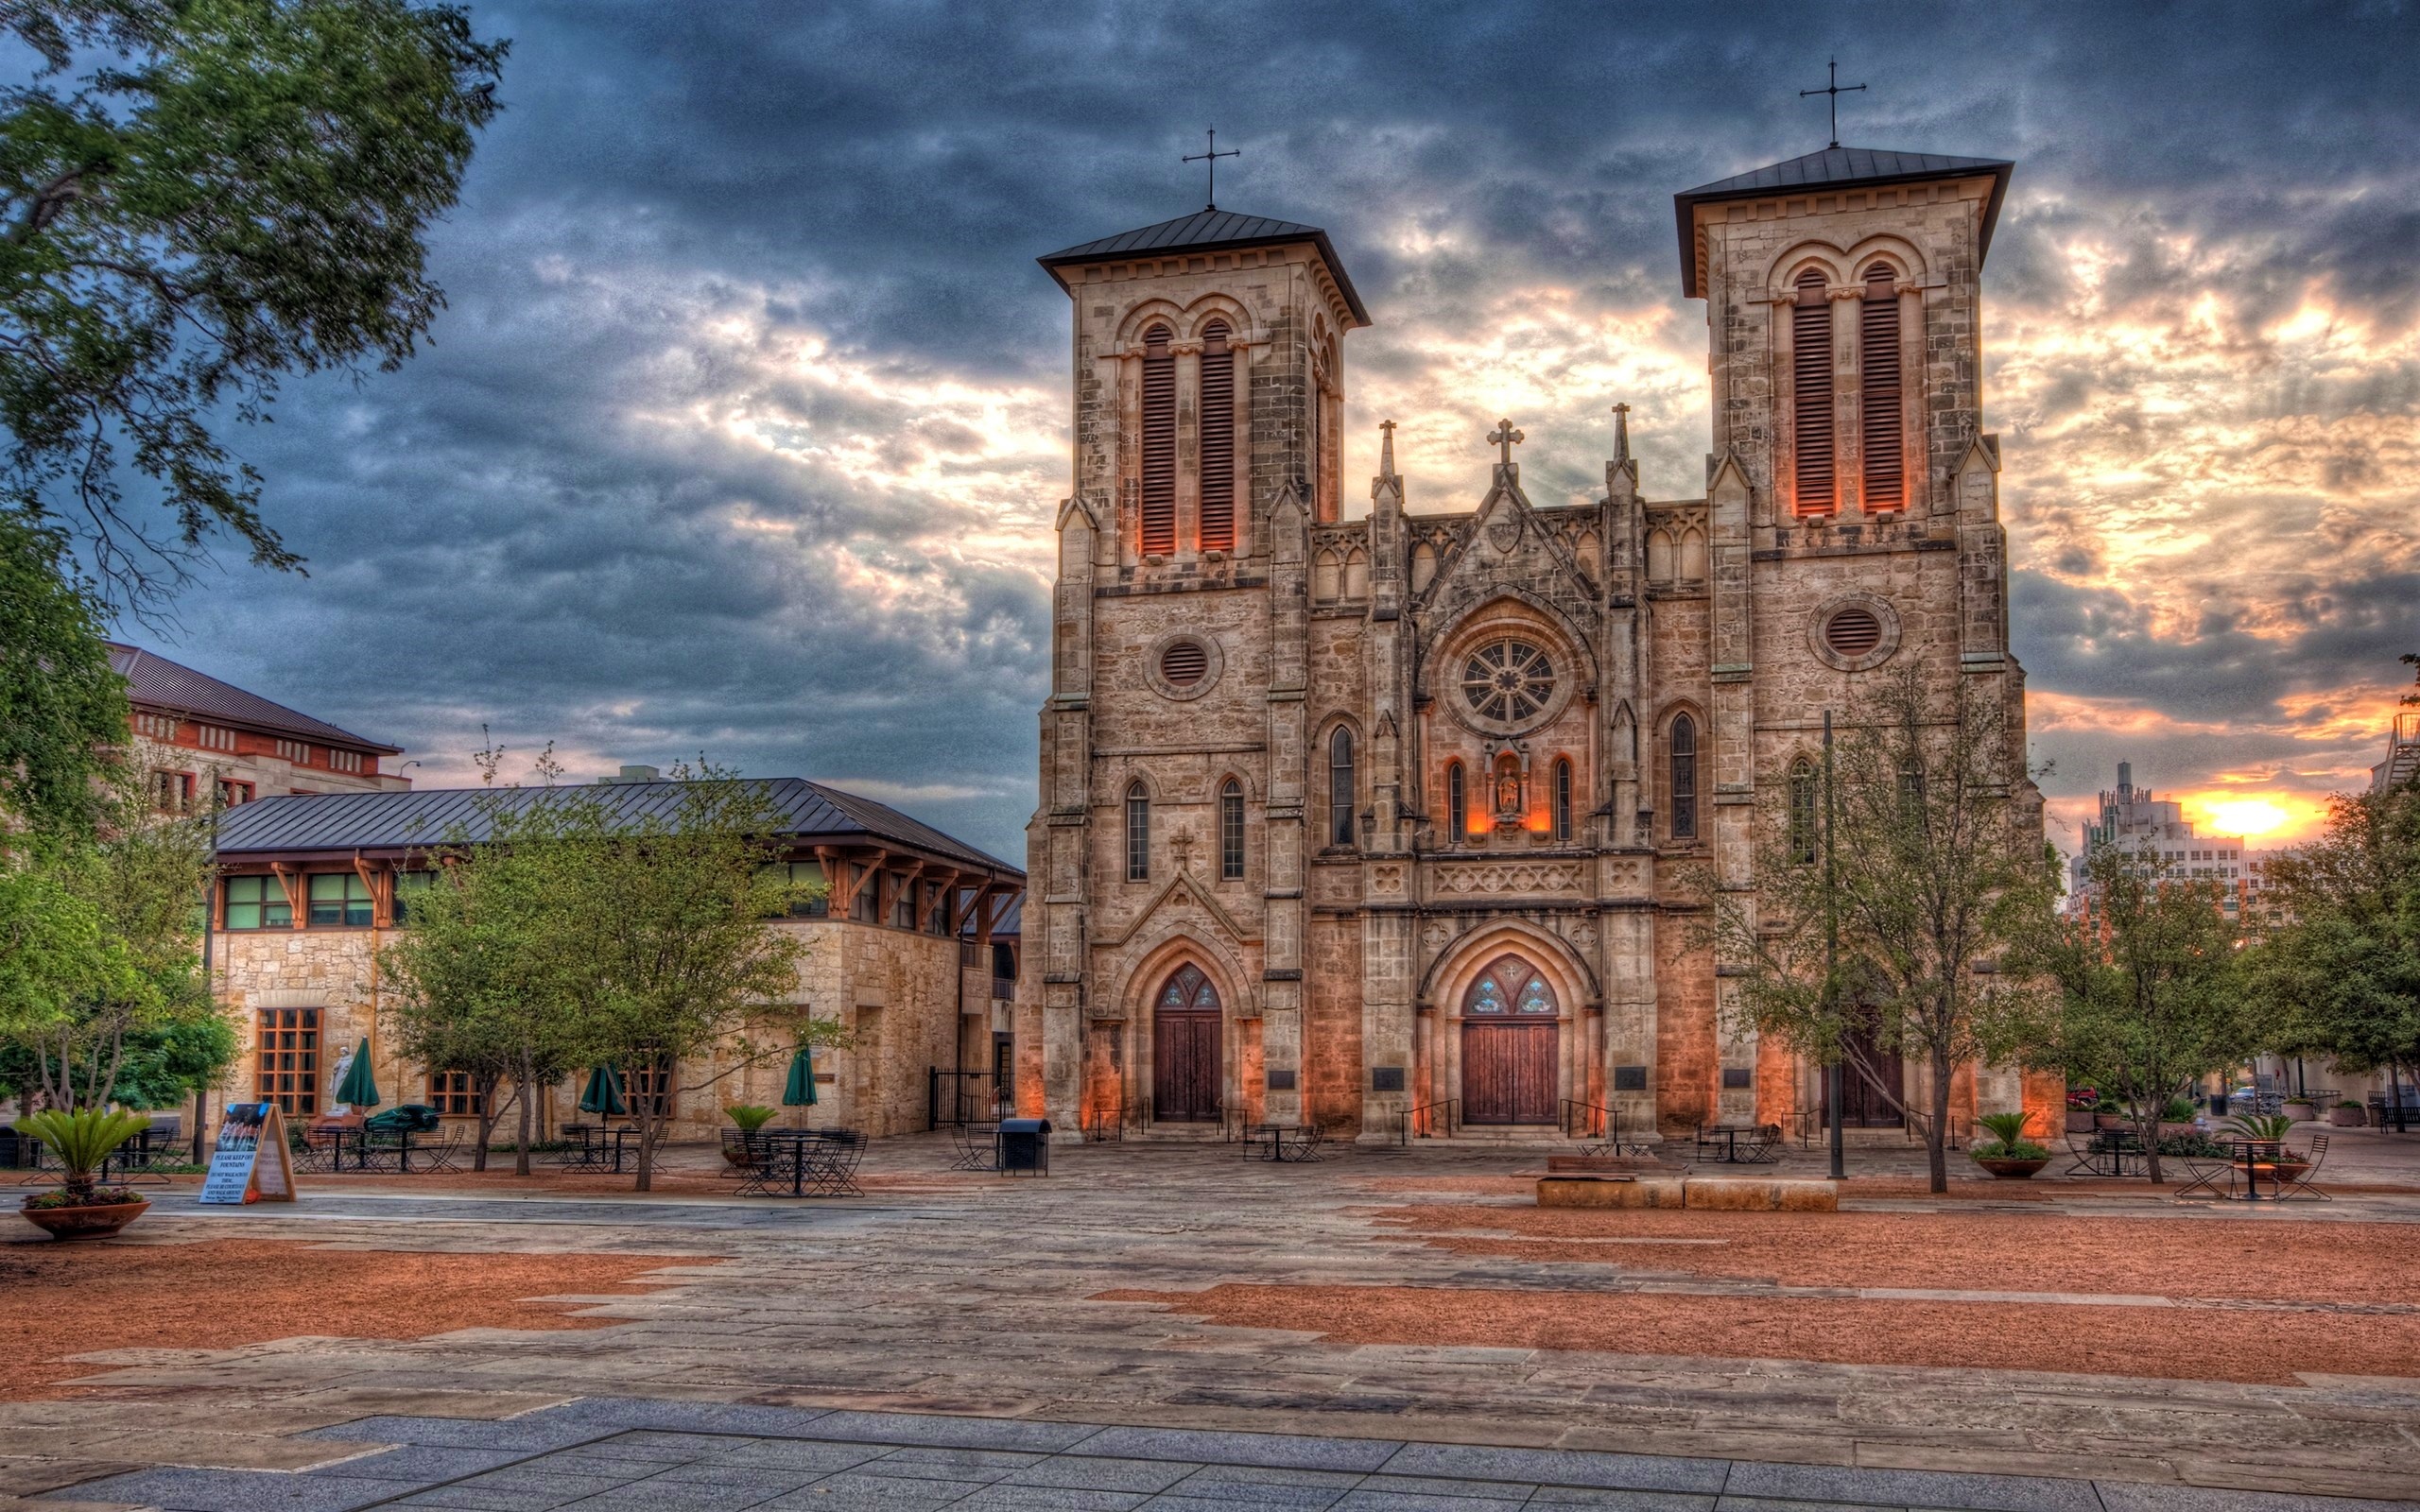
782, 1045, 818, 1124
334, 1040, 380, 1109
578, 1065, 627, 1116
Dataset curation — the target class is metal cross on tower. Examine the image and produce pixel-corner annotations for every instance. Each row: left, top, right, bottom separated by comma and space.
1488, 419, 1524, 467
1800, 59, 1867, 149
1182, 127, 1239, 211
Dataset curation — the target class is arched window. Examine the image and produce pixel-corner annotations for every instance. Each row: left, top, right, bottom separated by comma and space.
1200, 319, 1236, 552
1125, 782, 1150, 881
1328, 726, 1357, 847
1219, 779, 1245, 880
1791, 267, 1834, 515
1860, 263, 1903, 511
1445, 761, 1466, 841
1788, 760, 1818, 866
1140, 324, 1176, 556
1463, 954, 1557, 1016
1552, 758, 1574, 842
1669, 713, 1699, 841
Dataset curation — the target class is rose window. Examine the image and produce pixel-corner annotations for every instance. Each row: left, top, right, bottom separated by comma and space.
1461, 638, 1555, 725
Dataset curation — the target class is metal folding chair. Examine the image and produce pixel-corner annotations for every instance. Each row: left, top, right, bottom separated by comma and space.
2279, 1134, 2331, 1201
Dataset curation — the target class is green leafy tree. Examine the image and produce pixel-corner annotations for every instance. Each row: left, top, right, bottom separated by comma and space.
2004, 847, 2253, 1182
9, 769, 216, 1110
0, 0, 507, 610
2253, 747, 2420, 1132
0, 515, 125, 837
1714, 667, 2046, 1194
378, 798, 579, 1175
542, 768, 836, 1192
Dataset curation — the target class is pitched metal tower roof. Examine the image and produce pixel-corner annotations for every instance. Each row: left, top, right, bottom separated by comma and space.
1672, 146, 2015, 297
1039, 208, 1369, 325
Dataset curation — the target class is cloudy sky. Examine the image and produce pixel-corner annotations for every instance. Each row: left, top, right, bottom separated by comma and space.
102, 1, 2419, 865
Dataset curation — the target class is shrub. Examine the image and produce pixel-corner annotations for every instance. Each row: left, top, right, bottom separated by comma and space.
13, 1108, 147, 1204
723, 1104, 778, 1134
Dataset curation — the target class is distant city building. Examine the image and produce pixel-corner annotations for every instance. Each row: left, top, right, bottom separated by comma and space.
110, 643, 411, 807
2374, 713, 2419, 793
2069, 762, 2277, 919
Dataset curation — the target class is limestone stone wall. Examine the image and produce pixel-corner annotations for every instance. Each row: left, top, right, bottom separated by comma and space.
207, 914, 970, 1145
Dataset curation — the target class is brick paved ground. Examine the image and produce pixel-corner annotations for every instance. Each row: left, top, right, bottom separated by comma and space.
8, 1133, 2419, 1511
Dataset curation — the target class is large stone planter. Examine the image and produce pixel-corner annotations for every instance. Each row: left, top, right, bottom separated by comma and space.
20, 1196, 148, 1241
1973, 1156, 2049, 1180
2066, 1110, 2097, 1134
2330, 1106, 2367, 1127
2282, 1102, 2318, 1123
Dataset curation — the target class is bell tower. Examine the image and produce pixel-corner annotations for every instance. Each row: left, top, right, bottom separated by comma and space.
1024, 208, 1368, 1137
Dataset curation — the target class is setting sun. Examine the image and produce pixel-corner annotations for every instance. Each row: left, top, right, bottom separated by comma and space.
2189, 796, 2303, 841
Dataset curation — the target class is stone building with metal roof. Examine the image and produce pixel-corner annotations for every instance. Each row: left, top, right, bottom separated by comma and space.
111, 642, 412, 809
205, 777, 1023, 1144
1022, 143, 2049, 1145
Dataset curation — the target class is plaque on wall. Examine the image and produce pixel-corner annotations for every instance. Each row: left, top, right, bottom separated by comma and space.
1372, 1066, 1406, 1092
1721, 1067, 1753, 1090
1613, 1064, 1648, 1092
1265, 1069, 1297, 1091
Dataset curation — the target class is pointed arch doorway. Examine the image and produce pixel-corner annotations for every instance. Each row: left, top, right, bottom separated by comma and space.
1151, 964, 1222, 1123
1460, 954, 1559, 1125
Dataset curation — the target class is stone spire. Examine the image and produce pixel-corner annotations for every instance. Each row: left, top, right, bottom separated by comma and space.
1605, 402, 1639, 505
1370, 418, 1403, 516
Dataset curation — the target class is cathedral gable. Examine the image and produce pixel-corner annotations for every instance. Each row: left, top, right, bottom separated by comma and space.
1414, 468, 1599, 631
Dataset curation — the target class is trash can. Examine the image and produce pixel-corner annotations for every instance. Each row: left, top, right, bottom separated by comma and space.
995, 1118, 1052, 1176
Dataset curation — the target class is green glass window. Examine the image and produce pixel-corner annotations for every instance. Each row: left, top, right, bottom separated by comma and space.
391, 870, 436, 924
758, 860, 828, 917
224, 875, 291, 930
307, 872, 374, 927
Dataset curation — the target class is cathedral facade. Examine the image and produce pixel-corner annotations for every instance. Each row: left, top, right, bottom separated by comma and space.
1019, 146, 2042, 1143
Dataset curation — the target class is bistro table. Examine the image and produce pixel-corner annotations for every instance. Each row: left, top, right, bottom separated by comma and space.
2229, 1139, 2286, 1202
1695, 1125, 1753, 1162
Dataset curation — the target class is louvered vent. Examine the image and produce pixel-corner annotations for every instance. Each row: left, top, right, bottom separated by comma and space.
1159, 640, 1208, 687
1792, 268, 1834, 515
1200, 320, 1235, 551
1860, 264, 1903, 511
1825, 607, 1884, 658
1140, 325, 1176, 556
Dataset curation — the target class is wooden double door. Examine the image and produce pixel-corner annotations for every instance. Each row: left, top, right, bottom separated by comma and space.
1461, 953, 1561, 1125
1823, 1018, 1905, 1128
1152, 964, 1223, 1123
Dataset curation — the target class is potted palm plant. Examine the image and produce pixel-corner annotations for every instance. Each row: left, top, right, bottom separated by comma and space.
2222, 1111, 2308, 1179
1969, 1110, 2050, 1179
15, 1108, 152, 1240
720, 1104, 778, 1167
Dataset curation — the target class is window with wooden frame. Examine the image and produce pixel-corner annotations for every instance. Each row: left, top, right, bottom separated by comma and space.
890, 876, 918, 928
1445, 761, 1466, 840
759, 860, 828, 918
306, 872, 373, 927
851, 865, 881, 923
1669, 714, 1700, 842
1788, 761, 1819, 865
254, 1006, 320, 1115
1859, 262, 1904, 511
1552, 758, 1574, 843
1328, 727, 1357, 847
224, 874, 292, 930
1791, 267, 1835, 515
1126, 783, 1150, 882
627, 1060, 675, 1120
151, 768, 193, 812
427, 1070, 482, 1117
1219, 779, 1245, 880
1139, 324, 1176, 556
217, 778, 255, 806
1199, 319, 1236, 552
392, 870, 436, 925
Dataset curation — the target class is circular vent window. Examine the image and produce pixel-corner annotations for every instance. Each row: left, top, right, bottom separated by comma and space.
1159, 640, 1209, 688
1824, 607, 1883, 659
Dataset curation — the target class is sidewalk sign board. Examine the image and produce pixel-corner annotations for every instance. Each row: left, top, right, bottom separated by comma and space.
198, 1102, 296, 1204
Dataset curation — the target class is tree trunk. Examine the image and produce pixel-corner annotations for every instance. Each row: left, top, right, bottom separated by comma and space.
190, 1082, 210, 1164
632, 1106, 656, 1192
1927, 1040, 1951, 1194
472, 1074, 503, 1173
2137, 1106, 2166, 1184
513, 1055, 535, 1177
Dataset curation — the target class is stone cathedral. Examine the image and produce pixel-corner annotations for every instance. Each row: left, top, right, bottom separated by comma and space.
1018, 146, 2044, 1143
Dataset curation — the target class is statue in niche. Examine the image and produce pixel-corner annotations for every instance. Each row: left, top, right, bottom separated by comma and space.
1494, 763, 1523, 818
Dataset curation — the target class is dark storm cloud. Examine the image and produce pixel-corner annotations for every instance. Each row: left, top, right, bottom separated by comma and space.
98, 0, 2420, 859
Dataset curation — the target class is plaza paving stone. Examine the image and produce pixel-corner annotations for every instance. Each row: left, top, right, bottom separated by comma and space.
10, 1137, 2420, 1509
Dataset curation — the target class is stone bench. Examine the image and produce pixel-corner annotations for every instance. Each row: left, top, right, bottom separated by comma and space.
1534, 1176, 1836, 1211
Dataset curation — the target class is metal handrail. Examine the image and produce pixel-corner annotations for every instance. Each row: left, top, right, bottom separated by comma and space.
1397, 1098, 1459, 1143
1560, 1098, 1612, 1139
